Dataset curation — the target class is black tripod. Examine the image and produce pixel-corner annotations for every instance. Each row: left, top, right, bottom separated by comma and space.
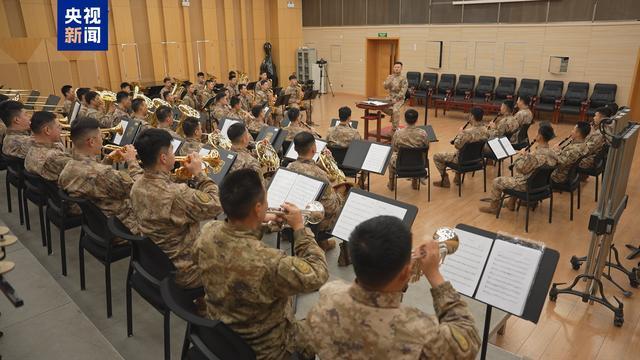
317, 59, 334, 97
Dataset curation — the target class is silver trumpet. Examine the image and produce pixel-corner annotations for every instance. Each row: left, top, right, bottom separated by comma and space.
409, 227, 460, 282
266, 201, 325, 226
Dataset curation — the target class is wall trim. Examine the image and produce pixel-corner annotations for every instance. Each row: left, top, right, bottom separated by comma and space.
302, 20, 640, 31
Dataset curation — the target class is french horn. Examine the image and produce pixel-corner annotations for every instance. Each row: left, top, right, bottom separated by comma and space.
254, 138, 280, 174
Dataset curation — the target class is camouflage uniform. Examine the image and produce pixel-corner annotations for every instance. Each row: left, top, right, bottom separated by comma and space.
579, 130, 606, 168
489, 145, 559, 202
63, 99, 73, 116
433, 123, 489, 175
240, 92, 253, 112
246, 114, 264, 134
285, 122, 317, 142
389, 125, 429, 183
382, 74, 409, 130
551, 140, 588, 184
229, 145, 263, 179
287, 159, 343, 232
179, 138, 203, 156
85, 108, 113, 128
228, 108, 252, 123
199, 89, 214, 110
130, 170, 222, 288
513, 108, 533, 140
59, 153, 144, 234
0, 123, 6, 146
326, 123, 361, 148
25, 141, 73, 181
254, 89, 269, 105
226, 83, 239, 98
195, 221, 328, 360
110, 106, 130, 126
195, 81, 205, 94
284, 85, 311, 123
488, 115, 520, 142
181, 94, 197, 110
77, 105, 88, 119
132, 115, 152, 133
2, 129, 32, 159
158, 126, 180, 139
212, 104, 231, 124
159, 86, 172, 101
305, 280, 481, 360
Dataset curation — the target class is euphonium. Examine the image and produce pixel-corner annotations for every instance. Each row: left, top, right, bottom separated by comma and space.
254, 138, 280, 174
318, 150, 350, 190
99, 90, 117, 109
176, 104, 201, 136
237, 70, 249, 84
409, 227, 460, 282
207, 132, 232, 150
152, 98, 170, 109
266, 201, 325, 227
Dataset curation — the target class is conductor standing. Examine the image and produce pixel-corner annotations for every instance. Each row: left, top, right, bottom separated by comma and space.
383, 61, 409, 132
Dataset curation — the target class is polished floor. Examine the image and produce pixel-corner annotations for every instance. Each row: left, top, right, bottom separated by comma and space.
1, 93, 639, 359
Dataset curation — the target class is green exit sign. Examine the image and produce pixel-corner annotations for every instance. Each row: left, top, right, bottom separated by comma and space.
378, 32, 388, 38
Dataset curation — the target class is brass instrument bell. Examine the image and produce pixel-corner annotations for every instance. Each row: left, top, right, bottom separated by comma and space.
266, 201, 325, 226
409, 227, 460, 282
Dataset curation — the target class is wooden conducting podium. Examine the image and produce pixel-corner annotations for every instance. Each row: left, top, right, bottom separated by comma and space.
356, 100, 392, 143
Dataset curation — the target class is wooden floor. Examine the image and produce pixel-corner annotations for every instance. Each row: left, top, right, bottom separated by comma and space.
311, 93, 640, 360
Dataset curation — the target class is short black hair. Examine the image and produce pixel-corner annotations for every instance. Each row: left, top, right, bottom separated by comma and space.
259, 79, 268, 86
197, 72, 205, 77
519, 94, 531, 106
349, 216, 412, 288
131, 98, 146, 113
338, 106, 351, 121
595, 106, 612, 118
85, 91, 99, 104
575, 121, 591, 138
227, 123, 247, 143
215, 92, 226, 103
0, 94, 9, 103
61, 85, 73, 97
120, 82, 131, 90
134, 128, 173, 168
394, 61, 403, 66
184, 81, 193, 88
155, 105, 173, 123
182, 117, 201, 137
502, 100, 514, 112
288, 107, 300, 122
238, 83, 247, 91
76, 87, 90, 102
251, 105, 263, 118
538, 123, 555, 142
289, 74, 297, 81
0, 100, 25, 127
293, 131, 315, 154
404, 109, 419, 124
163, 77, 172, 83
30, 111, 56, 134
205, 79, 214, 86
470, 107, 484, 122
70, 117, 99, 142
228, 73, 237, 81
220, 168, 265, 220
116, 91, 130, 103
230, 96, 241, 108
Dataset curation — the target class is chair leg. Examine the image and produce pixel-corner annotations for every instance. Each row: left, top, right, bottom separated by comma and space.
17, 188, 24, 225
38, 206, 46, 247
577, 183, 581, 209
458, 173, 462, 197
394, 176, 398, 200
525, 203, 530, 233
483, 166, 487, 192
44, 215, 52, 258
126, 271, 133, 336
79, 246, 86, 290
60, 226, 67, 273
549, 193, 553, 224
595, 175, 599, 202
181, 325, 191, 360
105, 263, 112, 318
496, 195, 505, 219
164, 312, 171, 360
569, 191, 574, 221
427, 172, 431, 202
23, 194, 31, 231
5, 179, 11, 213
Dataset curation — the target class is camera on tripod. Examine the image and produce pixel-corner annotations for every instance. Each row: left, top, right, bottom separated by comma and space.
316, 58, 327, 67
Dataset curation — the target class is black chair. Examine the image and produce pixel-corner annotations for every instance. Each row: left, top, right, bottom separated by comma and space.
472, 76, 496, 103
492, 77, 517, 105
445, 141, 487, 197
577, 144, 609, 201
536, 80, 564, 121
497, 166, 555, 232
160, 277, 256, 360
516, 79, 540, 106
42, 94, 61, 111
451, 75, 476, 102
583, 83, 617, 119
414, 72, 438, 105
43, 183, 83, 274
326, 145, 358, 181
432, 74, 456, 101
511, 122, 532, 151
22, 90, 40, 110
2, 154, 25, 225
406, 71, 421, 90
552, 156, 586, 221
393, 147, 430, 201
558, 82, 589, 121
22, 171, 49, 247
73, 197, 131, 318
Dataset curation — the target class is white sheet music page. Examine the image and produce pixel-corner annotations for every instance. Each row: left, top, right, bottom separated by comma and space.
488, 138, 507, 159
332, 192, 407, 241
171, 139, 183, 155
267, 170, 298, 208
220, 119, 240, 138
286, 175, 324, 209
475, 240, 543, 316
440, 229, 494, 297
112, 120, 129, 145
285, 139, 327, 161
500, 137, 517, 156
362, 143, 391, 173
267, 170, 324, 209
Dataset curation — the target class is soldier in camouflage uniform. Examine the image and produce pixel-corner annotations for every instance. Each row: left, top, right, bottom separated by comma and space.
580, 107, 610, 169
110, 91, 131, 126
199, 80, 215, 111
326, 106, 361, 147
285, 108, 319, 142
178, 117, 204, 156
130, 98, 152, 132
284, 74, 312, 125
155, 105, 181, 138
238, 83, 253, 112
433, 108, 489, 188
181, 81, 198, 110
75, 88, 90, 119
388, 109, 430, 191
382, 61, 409, 131
287, 132, 341, 252
58, 118, 143, 235
195, 72, 206, 94
227, 123, 264, 181
248, 105, 267, 135
551, 121, 590, 184
0, 100, 32, 159
84, 91, 115, 128
196, 169, 328, 360
487, 100, 519, 141
0, 95, 7, 147
159, 77, 173, 102
25, 112, 72, 182
480, 124, 559, 214
131, 129, 222, 289
254, 80, 270, 106
61, 85, 75, 116
226, 72, 239, 98
304, 216, 480, 360
227, 96, 253, 123
211, 92, 231, 126
513, 95, 534, 141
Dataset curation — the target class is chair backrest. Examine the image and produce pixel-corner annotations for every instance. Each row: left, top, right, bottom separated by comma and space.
130, 232, 175, 283
160, 277, 256, 360
563, 82, 589, 106
23, 90, 40, 110
420, 72, 438, 90
22, 170, 48, 199
590, 83, 617, 107
406, 71, 421, 88
539, 80, 564, 104
517, 79, 540, 99
458, 141, 485, 165
326, 145, 348, 165
475, 76, 496, 96
516, 122, 532, 144
75, 197, 114, 247
2, 154, 25, 179
495, 77, 516, 99
566, 155, 587, 185
456, 75, 476, 95
594, 144, 610, 169
438, 74, 456, 93
45, 95, 61, 107
397, 147, 428, 171
526, 166, 555, 194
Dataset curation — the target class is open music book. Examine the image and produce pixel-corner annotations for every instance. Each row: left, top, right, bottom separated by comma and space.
329, 119, 359, 129
488, 137, 517, 160
219, 117, 242, 139
267, 168, 326, 209
285, 139, 327, 161
341, 140, 392, 174
171, 138, 183, 155
440, 227, 544, 316
112, 120, 129, 145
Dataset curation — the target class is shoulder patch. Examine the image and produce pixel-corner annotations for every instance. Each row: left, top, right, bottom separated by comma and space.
450, 326, 469, 352
292, 258, 311, 274
195, 191, 212, 203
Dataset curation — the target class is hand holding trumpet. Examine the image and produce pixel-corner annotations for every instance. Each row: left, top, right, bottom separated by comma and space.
266, 202, 304, 231
411, 241, 445, 287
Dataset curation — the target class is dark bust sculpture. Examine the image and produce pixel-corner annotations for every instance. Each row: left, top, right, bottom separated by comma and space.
259, 42, 278, 88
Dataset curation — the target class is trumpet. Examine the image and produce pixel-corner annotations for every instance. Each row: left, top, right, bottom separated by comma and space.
266, 201, 325, 227
450, 121, 471, 145
103, 144, 126, 162
409, 227, 460, 283
100, 123, 124, 137
173, 152, 225, 180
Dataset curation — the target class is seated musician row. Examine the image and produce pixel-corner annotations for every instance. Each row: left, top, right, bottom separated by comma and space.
407, 72, 617, 123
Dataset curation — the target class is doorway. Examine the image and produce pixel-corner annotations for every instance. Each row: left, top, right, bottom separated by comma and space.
366, 38, 400, 98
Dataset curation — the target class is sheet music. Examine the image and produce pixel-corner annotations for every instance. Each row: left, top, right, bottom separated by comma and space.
171, 138, 183, 155
500, 137, 517, 156
440, 229, 494, 297
267, 170, 324, 209
363, 100, 388, 106
332, 192, 407, 241
285, 139, 327, 161
112, 120, 129, 145
488, 138, 507, 159
475, 239, 543, 316
220, 119, 240, 139
361, 143, 391, 173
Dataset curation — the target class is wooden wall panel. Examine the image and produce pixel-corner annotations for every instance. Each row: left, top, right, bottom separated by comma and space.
302, 0, 321, 27
320, 0, 341, 26
367, 0, 400, 25
342, 0, 366, 26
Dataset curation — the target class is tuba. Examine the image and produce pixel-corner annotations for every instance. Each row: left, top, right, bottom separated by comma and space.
99, 90, 117, 110
409, 227, 460, 282
175, 104, 200, 137
254, 138, 280, 174
318, 150, 354, 195
236, 70, 249, 84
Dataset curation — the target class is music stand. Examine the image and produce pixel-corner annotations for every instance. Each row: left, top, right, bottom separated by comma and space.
203, 97, 217, 131
247, 81, 257, 91
302, 90, 319, 123
199, 145, 237, 185
329, 119, 359, 129
274, 94, 290, 114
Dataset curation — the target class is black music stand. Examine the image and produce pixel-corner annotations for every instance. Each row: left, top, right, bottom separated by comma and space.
626, 243, 640, 260
342, 140, 393, 191
247, 81, 257, 91
330, 119, 359, 129
302, 90, 319, 123
203, 97, 217, 131
200, 146, 237, 184
274, 94, 290, 115
114, 119, 142, 146
256, 126, 288, 153
423, 81, 431, 125
417, 125, 438, 142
